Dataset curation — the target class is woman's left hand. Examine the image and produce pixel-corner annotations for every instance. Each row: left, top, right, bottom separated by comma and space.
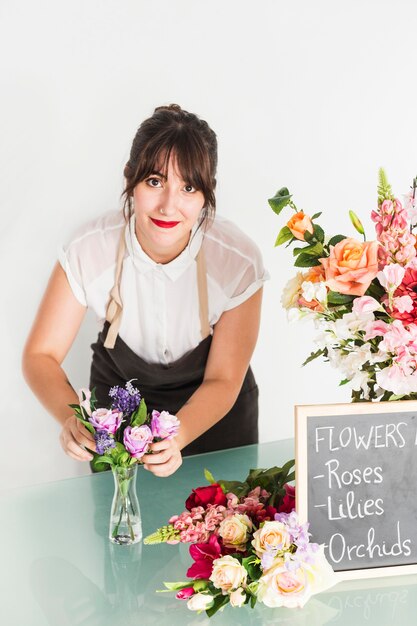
141, 438, 182, 477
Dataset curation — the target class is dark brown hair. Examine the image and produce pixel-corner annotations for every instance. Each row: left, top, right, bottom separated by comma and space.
122, 104, 217, 226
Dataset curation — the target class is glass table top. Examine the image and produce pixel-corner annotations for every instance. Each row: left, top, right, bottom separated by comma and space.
2, 439, 417, 625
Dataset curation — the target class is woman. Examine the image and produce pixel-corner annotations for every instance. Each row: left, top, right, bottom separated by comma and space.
22, 104, 268, 477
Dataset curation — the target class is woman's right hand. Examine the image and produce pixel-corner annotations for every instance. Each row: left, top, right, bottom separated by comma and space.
59, 415, 96, 462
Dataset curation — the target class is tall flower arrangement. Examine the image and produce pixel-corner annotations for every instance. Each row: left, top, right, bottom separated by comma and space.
270, 169, 417, 401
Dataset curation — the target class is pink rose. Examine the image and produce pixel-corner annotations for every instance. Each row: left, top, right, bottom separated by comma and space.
320, 238, 379, 296
150, 410, 180, 440
89, 408, 122, 434
123, 425, 153, 459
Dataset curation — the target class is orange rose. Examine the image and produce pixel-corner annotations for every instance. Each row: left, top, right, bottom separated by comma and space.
320, 238, 379, 296
304, 265, 326, 283
287, 212, 314, 241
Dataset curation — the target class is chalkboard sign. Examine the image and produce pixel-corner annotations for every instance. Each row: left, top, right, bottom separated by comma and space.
296, 401, 417, 580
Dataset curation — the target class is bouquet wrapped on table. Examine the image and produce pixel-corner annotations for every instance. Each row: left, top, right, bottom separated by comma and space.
145, 463, 337, 616
270, 168, 417, 402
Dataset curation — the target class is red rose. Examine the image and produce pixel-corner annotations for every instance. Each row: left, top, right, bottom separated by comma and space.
185, 483, 227, 510
277, 483, 296, 514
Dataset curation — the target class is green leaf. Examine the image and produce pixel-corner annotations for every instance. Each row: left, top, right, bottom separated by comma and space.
242, 555, 262, 581
162, 581, 194, 592
327, 291, 355, 305
206, 594, 229, 618
274, 225, 293, 247
300, 241, 324, 257
76, 418, 95, 434
131, 398, 148, 427
250, 595, 257, 608
302, 348, 325, 367
268, 187, 292, 215
388, 394, 406, 401
303, 229, 314, 243
294, 253, 321, 268
204, 468, 216, 484
313, 224, 325, 243
218, 480, 248, 498
339, 378, 350, 386
327, 234, 347, 247
311, 212, 322, 220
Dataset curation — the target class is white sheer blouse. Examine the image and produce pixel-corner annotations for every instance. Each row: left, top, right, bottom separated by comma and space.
59, 211, 269, 365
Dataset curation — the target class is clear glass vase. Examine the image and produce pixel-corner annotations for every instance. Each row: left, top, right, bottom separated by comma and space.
109, 465, 142, 545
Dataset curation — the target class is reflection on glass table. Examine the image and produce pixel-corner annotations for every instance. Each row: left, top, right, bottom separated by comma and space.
2, 439, 417, 626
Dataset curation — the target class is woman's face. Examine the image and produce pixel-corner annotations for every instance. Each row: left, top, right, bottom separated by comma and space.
132, 154, 205, 263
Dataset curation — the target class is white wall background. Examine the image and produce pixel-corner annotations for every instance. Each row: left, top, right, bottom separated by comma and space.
2, 0, 417, 489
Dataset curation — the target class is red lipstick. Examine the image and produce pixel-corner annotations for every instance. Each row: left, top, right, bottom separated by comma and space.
150, 218, 180, 229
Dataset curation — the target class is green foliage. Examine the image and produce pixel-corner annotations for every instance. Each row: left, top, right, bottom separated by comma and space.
204, 468, 216, 484
206, 594, 229, 617
242, 555, 262, 581
294, 253, 321, 268
327, 234, 347, 247
268, 187, 293, 215
327, 291, 355, 306
130, 398, 148, 427
302, 348, 326, 367
377, 167, 394, 205
313, 224, 325, 243
274, 225, 293, 247
161, 581, 193, 592
218, 461, 295, 510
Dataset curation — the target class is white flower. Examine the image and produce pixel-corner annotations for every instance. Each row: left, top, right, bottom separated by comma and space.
281, 273, 304, 309
393, 295, 414, 313
257, 546, 337, 609
301, 280, 327, 304
229, 588, 246, 608
187, 593, 214, 611
210, 556, 247, 593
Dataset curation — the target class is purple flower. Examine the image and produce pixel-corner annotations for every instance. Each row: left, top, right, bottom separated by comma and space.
109, 381, 141, 415
89, 408, 123, 434
94, 431, 116, 455
123, 425, 153, 459
151, 410, 180, 440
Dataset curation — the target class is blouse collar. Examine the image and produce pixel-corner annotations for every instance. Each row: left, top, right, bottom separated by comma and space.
125, 214, 204, 281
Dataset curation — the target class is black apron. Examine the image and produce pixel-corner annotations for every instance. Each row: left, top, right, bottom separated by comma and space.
89, 224, 258, 456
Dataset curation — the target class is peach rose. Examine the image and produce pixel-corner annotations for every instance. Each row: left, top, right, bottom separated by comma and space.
209, 556, 247, 593
320, 238, 379, 296
287, 212, 314, 241
257, 561, 309, 608
218, 514, 252, 550
252, 521, 291, 557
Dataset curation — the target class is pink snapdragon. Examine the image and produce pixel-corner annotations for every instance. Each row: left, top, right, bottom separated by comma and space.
372, 198, 416, 266
352, 296, 382, 316
89, 408, 123, 434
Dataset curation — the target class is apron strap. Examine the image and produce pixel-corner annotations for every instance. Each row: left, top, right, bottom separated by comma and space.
103, 225, 211, 349
103, 227, 127, 349
196, 248, 211, 339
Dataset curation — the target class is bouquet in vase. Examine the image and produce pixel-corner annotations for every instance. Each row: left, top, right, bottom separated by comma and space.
71, 381, 179, 544
270, 169, 417, 402
145, 464, 337, 616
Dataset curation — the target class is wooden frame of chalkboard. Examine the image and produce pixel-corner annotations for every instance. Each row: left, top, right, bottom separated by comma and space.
295, 401, 417, 581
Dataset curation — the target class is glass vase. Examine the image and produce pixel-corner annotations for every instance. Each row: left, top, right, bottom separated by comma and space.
109, 465, 142, 545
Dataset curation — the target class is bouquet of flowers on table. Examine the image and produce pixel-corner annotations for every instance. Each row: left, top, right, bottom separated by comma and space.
144, 463, 337, 616
71, 381, 180, 544
270, 168, 417, 402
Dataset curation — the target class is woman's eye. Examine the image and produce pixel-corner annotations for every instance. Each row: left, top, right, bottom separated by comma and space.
184, 184, 196, 193
146, 177, 162, 188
